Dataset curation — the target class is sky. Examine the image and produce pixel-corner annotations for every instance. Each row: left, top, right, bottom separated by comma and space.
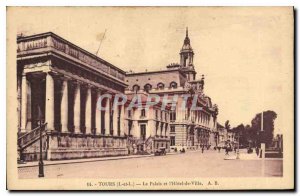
10, 7, 294, 134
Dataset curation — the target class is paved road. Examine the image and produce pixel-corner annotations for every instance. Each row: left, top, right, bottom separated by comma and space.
18, 150, 283, 179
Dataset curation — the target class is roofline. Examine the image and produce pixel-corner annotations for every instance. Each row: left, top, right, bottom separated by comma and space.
17, 32, 126, 74
126, 68, 186, 77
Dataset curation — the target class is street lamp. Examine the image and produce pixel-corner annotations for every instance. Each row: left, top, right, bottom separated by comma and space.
37, 105, 44, 178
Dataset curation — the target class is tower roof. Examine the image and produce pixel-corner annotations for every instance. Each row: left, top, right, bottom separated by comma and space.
181, 27, 193, 52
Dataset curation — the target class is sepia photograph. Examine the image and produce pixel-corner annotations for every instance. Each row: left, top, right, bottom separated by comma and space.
6, 6, 294, 190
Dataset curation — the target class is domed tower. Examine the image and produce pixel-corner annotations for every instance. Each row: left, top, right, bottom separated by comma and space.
180, 27, 196, 81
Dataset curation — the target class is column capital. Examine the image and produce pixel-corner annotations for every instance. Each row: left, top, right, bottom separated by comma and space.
69, 79, 83, 87
56, 75, 73, 82
93, 88, 102, 94
101, 90, 110, 95
86, 83, 94, 89
49, 71, 63, 77
21, 73, 27, 77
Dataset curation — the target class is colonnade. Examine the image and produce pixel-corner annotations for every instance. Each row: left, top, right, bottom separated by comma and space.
20, 72, 125, 136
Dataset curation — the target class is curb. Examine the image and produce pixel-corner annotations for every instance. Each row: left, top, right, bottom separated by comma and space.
18, 152, 179, 168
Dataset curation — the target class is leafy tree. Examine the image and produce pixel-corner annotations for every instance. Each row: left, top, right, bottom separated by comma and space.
220, 110, 276, 148
251, 110, 277, 147
231, 123, 245, 144
224, 120, 231, 131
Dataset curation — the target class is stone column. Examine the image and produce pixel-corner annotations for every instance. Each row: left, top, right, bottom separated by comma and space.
120, 105, 125, 136
112, 97, 118, 136
104, 97, 110, 135
45, 73, 55, 131
61, 79, 68, 132
95, 90, 102, 134
73, 82, 81, 133
17, 74, 22, 131
85, 86, 92, 134
194, 130, 198, 146
20, 74, 28, 132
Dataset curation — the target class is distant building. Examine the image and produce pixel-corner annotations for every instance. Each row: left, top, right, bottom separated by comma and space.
216, 123, 227, 147
227, 131, 236, 144
216, 123, 238, 147
125, 28, 219, 151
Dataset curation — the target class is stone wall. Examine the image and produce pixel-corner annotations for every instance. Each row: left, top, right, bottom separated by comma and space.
21, 131, 128, 161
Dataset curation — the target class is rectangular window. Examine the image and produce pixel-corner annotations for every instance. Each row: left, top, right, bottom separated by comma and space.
170, 111, 176, 122
170, 125, 175, 133
128, 110, 131, 118
128, 120, 132, 135
141, 109, 146, 117
170, 136, 175, 146
140, 124, 146, 140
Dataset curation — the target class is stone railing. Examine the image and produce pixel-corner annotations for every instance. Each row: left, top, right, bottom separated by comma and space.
18, 123, 47, 150
17, 32, 125, 81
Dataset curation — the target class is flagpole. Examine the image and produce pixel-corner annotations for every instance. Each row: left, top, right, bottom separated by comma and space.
96, 29, 107, 56
261, 111, 264, 131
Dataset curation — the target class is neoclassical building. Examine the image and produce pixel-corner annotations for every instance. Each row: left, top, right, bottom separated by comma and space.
125, 92, 171, 154
125, 28, 219, 150
17, 32, 128, 161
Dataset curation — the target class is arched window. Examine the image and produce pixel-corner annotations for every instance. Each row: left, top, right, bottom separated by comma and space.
132, 85, 140, 93
169, 81, 178, 89
157, 82, 165, 90
144, 84, 152, 93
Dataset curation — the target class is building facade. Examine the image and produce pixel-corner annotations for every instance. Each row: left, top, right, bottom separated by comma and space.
17, 32, 128, 161
216, 123, 227, 147
216, 123, 237, 148
125, 92, 170, 154
125, 28, 219, 151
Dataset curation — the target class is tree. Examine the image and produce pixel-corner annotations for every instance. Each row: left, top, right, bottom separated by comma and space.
251, 110, 277, 147
231, 123, 245, 144
224, 120, 231, 131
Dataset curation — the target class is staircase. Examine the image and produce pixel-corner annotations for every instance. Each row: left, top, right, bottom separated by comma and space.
126, 135, 154, 154
18, 123, 47, 152
144, 136, 154, 153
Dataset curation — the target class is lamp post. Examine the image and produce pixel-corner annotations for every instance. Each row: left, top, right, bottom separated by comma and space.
38, 105, 44, 178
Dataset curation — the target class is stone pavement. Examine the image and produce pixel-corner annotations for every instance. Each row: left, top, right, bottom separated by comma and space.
18, 149, 283, 179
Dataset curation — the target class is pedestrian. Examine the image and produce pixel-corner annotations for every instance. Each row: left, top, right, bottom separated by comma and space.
225, 146, 229, 155
256, 147, 259, 156
201, 147, 204, 153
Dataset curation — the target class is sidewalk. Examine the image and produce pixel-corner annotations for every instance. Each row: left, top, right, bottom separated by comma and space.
18, 152, 178, 168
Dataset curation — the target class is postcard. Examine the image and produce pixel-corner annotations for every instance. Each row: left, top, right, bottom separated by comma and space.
7, 6, 294, 190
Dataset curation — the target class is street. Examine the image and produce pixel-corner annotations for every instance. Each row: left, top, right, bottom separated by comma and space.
18, 150, 283, 179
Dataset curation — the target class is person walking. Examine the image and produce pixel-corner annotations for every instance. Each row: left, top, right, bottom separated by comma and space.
256, 147, 259, 156
225, 145, 229, 155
